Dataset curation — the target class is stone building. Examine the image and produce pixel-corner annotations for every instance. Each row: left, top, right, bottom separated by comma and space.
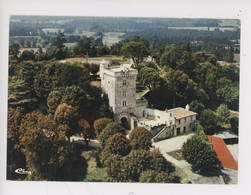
100, 60, 197, 141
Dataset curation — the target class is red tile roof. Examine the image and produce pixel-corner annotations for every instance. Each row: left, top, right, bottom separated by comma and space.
208, 136, 238, 170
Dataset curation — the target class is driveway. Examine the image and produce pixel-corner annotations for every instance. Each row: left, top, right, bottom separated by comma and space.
152, 133, 194, 168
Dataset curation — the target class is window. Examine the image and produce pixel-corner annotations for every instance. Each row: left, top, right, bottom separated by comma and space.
190, 116, 193, 121
183, 126, 186, 133
123, 80, 127, 86
184, 117, 187, 123
123, 100, 127, 107
123, 91, 127, 97
178, 119, 181, 124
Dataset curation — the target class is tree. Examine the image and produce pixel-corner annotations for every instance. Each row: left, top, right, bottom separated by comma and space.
138, 66, 163, 90
93, 118, 112, 138
60, 85, 87, 112
103, 154, 124, 182
99, 122, 125, 149
17, 61, 42, 87
129, 127, 152, 150
200, 109, 218, 135
20, 50, 35, 61
78, 119, 92, 146
90, 63, 99, 75
182, 135, 221, 175
74, 37, 92, 57
102, 133, 131, 157
47, 90, 63, 114
98, 93, 113, 119
122, 149, 152, 182
9, 43, 20, 58
121, 41, 150, 65
54, 103, 79, 139
34, 62, 90, 101
149, 149, 174, 174
216, 104, 230, 125
166, 69, 208, 107
52, 33, 66, 49
44, 33, 67, 60
7, 107, 27, 180
216, 77, 239, 110
139, 170, 158, 183
230, 116, 239, 135
189, 100, 205, 118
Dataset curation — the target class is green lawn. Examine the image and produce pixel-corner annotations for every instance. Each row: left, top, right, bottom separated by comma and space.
81, 149, 105, 182
167, 149, 184, 161
60, 55, 131, 65
136, 85, 149, 98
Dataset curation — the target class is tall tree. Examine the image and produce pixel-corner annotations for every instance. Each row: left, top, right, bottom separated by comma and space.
93, 118, 112, 138
54, 103, 79, 139
9, 43, 20, 59
216, 104, 230, 125
78, 119, 93, 146
129, 127, 152, 150
199, 109, 218, 135
99, 122, 125, 149
121, 41, 150, 65
182, 135, 221, 175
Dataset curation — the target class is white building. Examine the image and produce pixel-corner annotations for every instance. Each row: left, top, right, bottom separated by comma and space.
100, 60, 197, 141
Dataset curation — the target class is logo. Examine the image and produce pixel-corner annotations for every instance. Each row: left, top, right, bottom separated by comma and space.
15, 168, 31, 175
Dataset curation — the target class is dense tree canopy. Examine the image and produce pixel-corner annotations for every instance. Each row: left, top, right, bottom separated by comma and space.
19, 110, 86, 180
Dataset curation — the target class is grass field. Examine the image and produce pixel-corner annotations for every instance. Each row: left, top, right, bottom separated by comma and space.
60, 55, 131, 64
167, 149, 184, 161
234, 54, 240, 63
82, 149, 104, 182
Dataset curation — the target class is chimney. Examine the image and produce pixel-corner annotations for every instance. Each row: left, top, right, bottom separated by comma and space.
185, 104, 190, 110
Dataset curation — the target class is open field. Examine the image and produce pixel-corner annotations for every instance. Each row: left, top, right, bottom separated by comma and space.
167, 149, 184, 161
60, 55, 131, 64
234, 54, 240, 63
81, 150, 104, 182
168, 26, 236, 31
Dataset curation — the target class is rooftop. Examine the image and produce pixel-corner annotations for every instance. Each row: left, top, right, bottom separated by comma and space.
207, 136, 238, 170
109, 64, 137, 73
168, 107, 197, 119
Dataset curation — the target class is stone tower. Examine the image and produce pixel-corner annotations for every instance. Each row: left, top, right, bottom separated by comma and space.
100, 60, 138, 129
